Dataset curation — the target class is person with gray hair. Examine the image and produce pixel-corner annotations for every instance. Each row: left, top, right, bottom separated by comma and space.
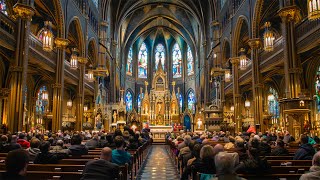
213, 152, 246, 180
300, 151, 320, 180
49, 140, 69, 155
178, 135, 192, 150
81, 147, 119, 180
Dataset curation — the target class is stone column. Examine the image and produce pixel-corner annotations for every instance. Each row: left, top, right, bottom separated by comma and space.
248, 39, 263, 129
231, 57, 241, 133
76, 57, 87, 131
0, 88, 10, 125
8, 3, 34, 132
52, 38, 69, 132
278, 5, 302, 99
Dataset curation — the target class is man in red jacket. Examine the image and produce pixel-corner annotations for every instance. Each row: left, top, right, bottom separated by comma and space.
17, 133, 30, 149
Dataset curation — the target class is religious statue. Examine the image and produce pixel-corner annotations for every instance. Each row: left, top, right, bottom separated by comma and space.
95, 114, 102, 130
112, 111, 117, 123
197, 119, 202, 129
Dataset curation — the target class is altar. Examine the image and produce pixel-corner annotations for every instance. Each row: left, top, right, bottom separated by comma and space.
149, 125, 172, 143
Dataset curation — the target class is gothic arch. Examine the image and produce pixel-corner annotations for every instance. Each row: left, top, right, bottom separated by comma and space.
88, 38, 98, 66
232, 15, 250, 57
67, 17, 85, 56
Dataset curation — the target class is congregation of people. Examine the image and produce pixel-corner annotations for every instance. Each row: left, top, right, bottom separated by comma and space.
166, 130, 320, 180
0, 126, 151, 180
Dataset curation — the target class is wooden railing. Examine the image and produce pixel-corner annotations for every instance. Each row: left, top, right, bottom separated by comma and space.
0, 12, 16, 50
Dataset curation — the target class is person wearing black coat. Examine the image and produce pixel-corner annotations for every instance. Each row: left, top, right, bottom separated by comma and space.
293, 135, 316, 160
270, 140, 289, 156
34, 141, 67, 164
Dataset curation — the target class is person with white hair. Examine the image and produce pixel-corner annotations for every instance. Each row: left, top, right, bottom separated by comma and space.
212, 152, 246, 180
300, 151, 320, 180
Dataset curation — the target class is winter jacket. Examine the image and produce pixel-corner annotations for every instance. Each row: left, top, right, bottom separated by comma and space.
293, 144, 315, 160
85, 139, 99, 150
0, 143, 21, 153
68, 144, 88, 156
17, 139, 30, 148
49, 146, 69, 154
26, 147, 41, 161
299, 166, 320, 180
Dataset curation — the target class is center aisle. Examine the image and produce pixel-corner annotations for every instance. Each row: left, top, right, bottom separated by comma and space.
136, 145, 180, 180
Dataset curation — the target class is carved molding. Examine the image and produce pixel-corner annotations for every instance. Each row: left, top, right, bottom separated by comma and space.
248, 39, 262, 49
288, 68, 303, 74
0, 88, 10, 98
9, 66, 23, 72
230, 57, 240, 65
52, 83, 62, 89
54, 38, 69, 49
13, 3, 35, 20
278, 5, 301, 23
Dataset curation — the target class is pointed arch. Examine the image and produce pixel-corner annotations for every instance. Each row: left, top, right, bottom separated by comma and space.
125, 90, 133, 112
187, 45, 194, 76
187, 89, 196, 113
126, 47, 133, 76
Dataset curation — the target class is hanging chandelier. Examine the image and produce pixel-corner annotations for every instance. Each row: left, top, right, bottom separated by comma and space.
239, 48, 247, 70
84, 105, 88, 112
87, 68, 95, 82
263, 22, 275, 52
42, 21, 54, 52
308, 0, 320, 20
225, 69, 231, 82
70, 48, 78, 69
67, 99, 73, 109
245, 99, 251, 108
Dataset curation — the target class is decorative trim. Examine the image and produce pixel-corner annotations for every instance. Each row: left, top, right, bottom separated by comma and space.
278, 5, 301, 23
13, 3, 35, 20
248, 39, 262, 49
9, 66, 23, 72
51, 83, 62, 89
54, 38, 69, 49
288, 68, 302, 74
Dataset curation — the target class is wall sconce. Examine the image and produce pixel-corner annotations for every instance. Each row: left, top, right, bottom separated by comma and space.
70, 48, 79, 69
263, 22, 275, 52
308, 0, 320, 20
42, 21, 54, 52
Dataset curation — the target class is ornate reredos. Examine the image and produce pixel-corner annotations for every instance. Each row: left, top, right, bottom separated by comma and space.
152, 61, 168, 91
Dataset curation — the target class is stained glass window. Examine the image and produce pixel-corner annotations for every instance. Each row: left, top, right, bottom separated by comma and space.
126, 91, 133, 112
267, 87, 279, 119
36, 86, 47, 115
173, 43, 182, 78
176, 93, 183, 110
187, 91, 196, 113
187, 45, 194, 76
126, 47, 133, 76
0, 0, 7, 16
155, 44, 165, 70
138, 43, 148, 78
137, 93, 144, 112
316, 67, 320, 112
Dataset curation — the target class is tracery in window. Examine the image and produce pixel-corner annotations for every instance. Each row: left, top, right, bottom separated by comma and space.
172, 43, 182, 78
138, 43, 148, 78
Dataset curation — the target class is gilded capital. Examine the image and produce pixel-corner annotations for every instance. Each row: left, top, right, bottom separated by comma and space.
0, 88, 10, 98
55, 38, 70, 49
9, 66, 23, 72
52, 83, 62, 89
210, 20, 219, 27
78, 57, 88, 64
248, 39, 262, 49
288, 67, 303, 74
278, 5, 301, 23
13, 3, 35, 20
230, 57, 240, 65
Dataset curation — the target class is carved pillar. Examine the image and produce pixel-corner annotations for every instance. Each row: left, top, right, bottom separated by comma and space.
52, 38, 69, 132
248, 39, 263, 128
76, 57, 87, 131
231, 57, 241, 133
279, 5, 302, 98
202, 41, 208, 106
0, 88, 10, 125
111, 40, 118, 102
8, 3, 34, 132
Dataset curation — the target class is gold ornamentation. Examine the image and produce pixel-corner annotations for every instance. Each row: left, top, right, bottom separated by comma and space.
210, 20, 219, 27
248, 39, 262, 49
13, 3, 35, 20
278, 5, 301, 23
54, 38, 69, 49
230, 57, 240, 65
0, 88, 10, 98
78, 57, 88, 64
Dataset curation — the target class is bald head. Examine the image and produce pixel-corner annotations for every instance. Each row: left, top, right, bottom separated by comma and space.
100, 147, 112, 161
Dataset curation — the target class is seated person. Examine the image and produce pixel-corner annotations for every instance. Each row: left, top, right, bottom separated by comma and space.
212, 152, 246, 180
191, 145, 216, 176
270, 140, 289, 156
235, 147, 271, 175
6, 135, 21, 152
126, 136, 139, 150
34, 141, 67, 164
112, 136, 131, 165
0, 135, 11, 153
2, 149, 29, 180
17, 133, 30, 149
294, 135, 316, 160
181, 144, 202, 180
49, 140, 69, 154
26, 138, 41, 162
69, 134, 88, 156
81, 147, 119, 180
86, 134, 99, 150
234, 139, 248, 162
300, 151, 320, 180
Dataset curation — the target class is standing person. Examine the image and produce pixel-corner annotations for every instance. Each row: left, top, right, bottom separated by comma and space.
2, 149, 29, 180
112, 136, 131, 165
81, 147, 120, 180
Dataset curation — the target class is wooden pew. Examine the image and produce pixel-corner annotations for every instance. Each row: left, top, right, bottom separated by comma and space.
270, 166, 310, 174
268, 160, 312, 166
0, 170, 82, 180
0, 164, 85, 172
